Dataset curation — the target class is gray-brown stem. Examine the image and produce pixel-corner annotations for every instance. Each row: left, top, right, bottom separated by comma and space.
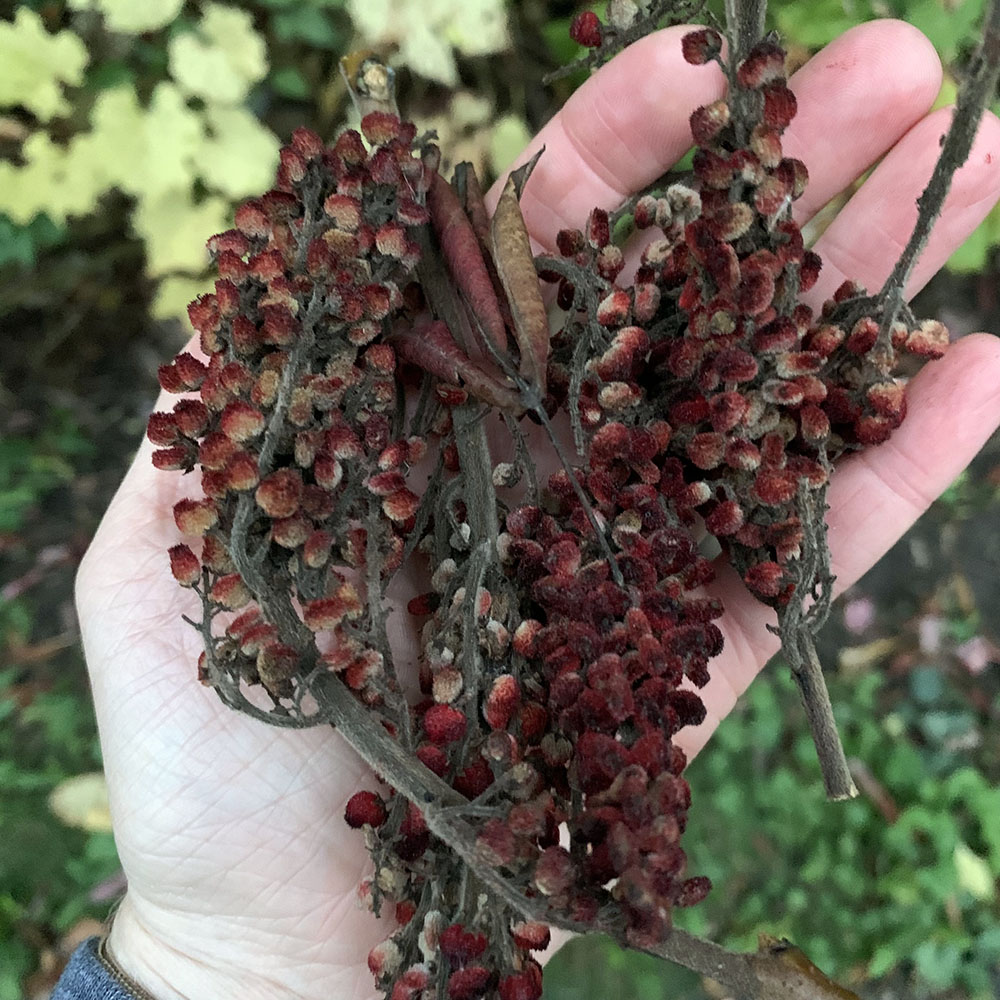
789, 633, 857, 800
876, 0, 1000, 343
724, 0, 768, 63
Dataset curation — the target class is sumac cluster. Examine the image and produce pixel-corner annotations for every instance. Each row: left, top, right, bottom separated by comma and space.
149, 25, 948, 1000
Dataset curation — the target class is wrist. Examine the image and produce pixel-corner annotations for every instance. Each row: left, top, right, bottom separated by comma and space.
107, 895, 299, 1000
107, 896, 204, 1000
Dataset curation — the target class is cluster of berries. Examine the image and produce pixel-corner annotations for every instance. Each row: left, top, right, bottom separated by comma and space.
152, 115, 431, 702
149, 24, 948, 1000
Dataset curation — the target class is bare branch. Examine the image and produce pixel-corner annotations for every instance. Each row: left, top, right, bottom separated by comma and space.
876, 0, 1000, 347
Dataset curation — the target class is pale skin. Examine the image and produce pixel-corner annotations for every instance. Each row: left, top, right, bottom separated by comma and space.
76, 20, 1000, 1000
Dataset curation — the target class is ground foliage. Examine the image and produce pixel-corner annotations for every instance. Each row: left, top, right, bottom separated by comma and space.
1, 2, 999, 998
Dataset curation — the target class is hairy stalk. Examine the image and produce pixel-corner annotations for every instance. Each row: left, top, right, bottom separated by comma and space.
451, 404, 500, 545
451, 401, 501, 746
500, 410, 541, 504
365, 516, 413, 747
530, 400, 626, 588
724, 0, 768, 63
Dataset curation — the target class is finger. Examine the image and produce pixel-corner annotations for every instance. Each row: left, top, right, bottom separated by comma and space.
488, 25, 726, 248
678, 333, 1000, 758
490, 20, 941, 250
784, 19, 941, 223
615, 20, 942, 279
807, 107, 1000, 306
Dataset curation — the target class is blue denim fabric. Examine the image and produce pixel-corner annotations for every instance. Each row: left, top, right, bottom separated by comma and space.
52, 937, 144, 1000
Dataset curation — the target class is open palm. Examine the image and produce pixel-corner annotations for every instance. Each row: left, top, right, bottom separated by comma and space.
76, 21, 1000, 1000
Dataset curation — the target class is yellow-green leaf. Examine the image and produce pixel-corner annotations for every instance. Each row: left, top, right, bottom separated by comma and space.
346, 0, 393, 44
451, 93, 493, 129
399, 19, 459, 85
200, 106, 280, 199
443, 0, 510, 57
153, 275, 213, 323
347, 0, 509, 85
134, 189, 230, 276
0, 83, 203, 226
490, 114, 532, 176
49, 772, 112, 833
0, 8, 88, 121
80, 84, 202, 199
67, 0, 184, 34
954, 841, 996, 901
169, 4, 268, 104
0, 133, 106, 224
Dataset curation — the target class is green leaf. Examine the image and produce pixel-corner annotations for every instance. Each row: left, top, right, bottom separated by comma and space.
909, 665, 944, 704
0, 938, 33, 1000
0, 215, 61, 269
907, 0, 986, 63
913, 939, 962, 989
542, 17, 579, 64
86, 59, 135, 90
947, 215, 992, 273
0, 8, 89, 121
269, 66, 311, 100
867, 943, 900, 979
273, 6, 343, 47
773, 0, 868, 49
948, 200, 1000, 273
974, 926, 1000, 960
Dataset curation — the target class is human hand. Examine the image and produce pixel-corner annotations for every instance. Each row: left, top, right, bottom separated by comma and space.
76, 19, 1000, 1000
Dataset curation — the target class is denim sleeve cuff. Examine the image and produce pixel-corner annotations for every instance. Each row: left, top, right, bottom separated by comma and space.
52, 936, 156, 1000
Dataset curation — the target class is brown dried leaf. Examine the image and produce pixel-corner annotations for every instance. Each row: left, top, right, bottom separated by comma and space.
490, 152, 549, 393
455, 162, 514, 333
428, 170, 508, 355
389, 321, 522, 411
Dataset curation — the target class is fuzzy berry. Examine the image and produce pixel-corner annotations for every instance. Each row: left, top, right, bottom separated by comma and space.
569, 10, 602, 47
345, 791, 388, 829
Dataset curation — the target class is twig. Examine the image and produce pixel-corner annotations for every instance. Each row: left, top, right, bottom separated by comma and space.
788, 632, 857, 800
875, 0, 1000, 349
451, 403, 500, 545
774, 481, 856, 800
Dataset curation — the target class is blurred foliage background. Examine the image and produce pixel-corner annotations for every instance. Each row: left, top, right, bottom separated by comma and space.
1, 1, 999, 998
